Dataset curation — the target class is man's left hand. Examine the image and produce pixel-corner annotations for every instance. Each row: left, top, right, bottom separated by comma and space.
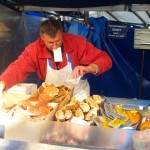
72, 66, 89, 78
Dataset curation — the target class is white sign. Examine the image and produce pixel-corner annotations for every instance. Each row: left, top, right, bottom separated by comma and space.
53, 47, 63, 62
74, 90, 87, 102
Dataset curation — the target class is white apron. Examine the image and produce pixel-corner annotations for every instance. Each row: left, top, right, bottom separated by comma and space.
45, 54, 90, 96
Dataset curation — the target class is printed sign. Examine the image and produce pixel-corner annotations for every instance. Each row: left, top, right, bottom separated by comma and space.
107, 21, 128, 39
74, 90, 87, 102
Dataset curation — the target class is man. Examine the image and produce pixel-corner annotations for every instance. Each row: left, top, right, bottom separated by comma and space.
0, 18, 112, 96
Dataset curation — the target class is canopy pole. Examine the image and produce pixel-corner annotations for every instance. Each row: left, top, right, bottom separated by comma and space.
138, 49, 145, 99
84, 11, 89, 24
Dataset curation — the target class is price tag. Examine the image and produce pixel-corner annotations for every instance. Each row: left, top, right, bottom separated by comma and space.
66, 74, 81, 85
74, 90, 87, 102
53, 47, 62, 62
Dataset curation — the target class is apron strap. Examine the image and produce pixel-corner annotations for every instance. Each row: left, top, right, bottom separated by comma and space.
66, 53, 74, 70
48, 58, 53, 68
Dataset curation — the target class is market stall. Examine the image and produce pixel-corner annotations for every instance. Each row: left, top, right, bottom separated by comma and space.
0, 1, 150, 150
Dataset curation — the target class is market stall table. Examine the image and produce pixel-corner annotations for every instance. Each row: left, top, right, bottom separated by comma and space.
0, 92, 149, 150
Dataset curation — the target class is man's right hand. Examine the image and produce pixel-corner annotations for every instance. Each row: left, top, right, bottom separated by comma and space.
0, 81, 5, 101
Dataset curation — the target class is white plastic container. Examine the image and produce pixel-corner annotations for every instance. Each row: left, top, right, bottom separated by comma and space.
132, 130, 150, 150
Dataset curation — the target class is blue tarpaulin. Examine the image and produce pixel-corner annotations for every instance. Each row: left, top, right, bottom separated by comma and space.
63, 17, 150, 100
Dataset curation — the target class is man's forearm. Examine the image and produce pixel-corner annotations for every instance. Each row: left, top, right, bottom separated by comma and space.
87, 64, 99, 74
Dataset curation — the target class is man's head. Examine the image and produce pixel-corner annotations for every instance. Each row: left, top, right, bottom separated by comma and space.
40, 18, 63, 50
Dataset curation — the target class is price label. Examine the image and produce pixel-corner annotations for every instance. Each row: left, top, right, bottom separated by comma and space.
74, 90, 87, 102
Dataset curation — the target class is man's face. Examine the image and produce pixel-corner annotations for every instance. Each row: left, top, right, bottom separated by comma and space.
41, 30, 63, 50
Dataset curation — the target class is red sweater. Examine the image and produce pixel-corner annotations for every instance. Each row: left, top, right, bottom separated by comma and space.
0, 33, 112, 90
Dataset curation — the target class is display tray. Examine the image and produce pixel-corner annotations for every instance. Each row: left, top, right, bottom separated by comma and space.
91, 97, 149, 130
104, 97, 150, 109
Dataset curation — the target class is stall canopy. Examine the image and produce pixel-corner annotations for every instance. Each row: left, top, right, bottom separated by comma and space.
1, 2, 150, 100
4, 0, 150, 8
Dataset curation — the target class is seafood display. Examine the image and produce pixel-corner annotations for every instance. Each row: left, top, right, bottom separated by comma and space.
55, 95, 104, 124
6, 82, 72, 120
1, 83, 149, 131
92, 100, 143, 129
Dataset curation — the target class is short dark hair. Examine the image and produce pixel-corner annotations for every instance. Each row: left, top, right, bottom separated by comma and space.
40, 18, 63, 38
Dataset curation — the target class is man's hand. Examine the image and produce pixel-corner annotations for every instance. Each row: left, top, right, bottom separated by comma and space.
0, 81, 5, 101
72, 66, 89, 78
72, 64, 99, 78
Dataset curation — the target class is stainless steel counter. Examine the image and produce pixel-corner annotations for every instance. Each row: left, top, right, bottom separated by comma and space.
0, 138, 91, 150
0, 118, 136, 150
